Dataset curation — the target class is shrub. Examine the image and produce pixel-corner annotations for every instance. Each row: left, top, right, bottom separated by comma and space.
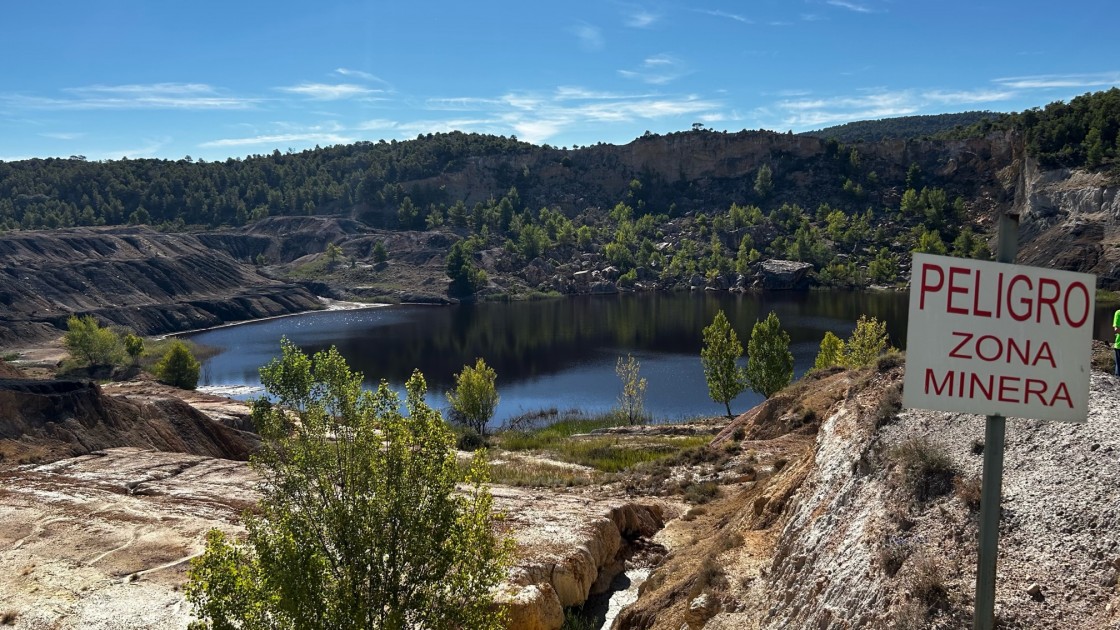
186, 340, 510, 629
154, 339, 200, 390
122, 333, 144, 364
909, 555, 949, 610
954, 475, 982, 511
891, 437, 957, 501
876, 383, 904, 426
447, 358, 500, 435
63, 315, 125, 367
842, 315, 889, 367
879, 536, 913, 577
682, 480, 721, 505
457, 428, 487, 451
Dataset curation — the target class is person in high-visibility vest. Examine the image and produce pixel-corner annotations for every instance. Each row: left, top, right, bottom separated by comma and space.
1113, 309, 1120, 376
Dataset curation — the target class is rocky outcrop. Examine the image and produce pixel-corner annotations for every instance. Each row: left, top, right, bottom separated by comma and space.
498, 491, 667, 630
0, 446, 668, 630
1013, 158, 1120, 287
0, 226, 322, 345
0, 378, 258, 463
757, 259, 813, 290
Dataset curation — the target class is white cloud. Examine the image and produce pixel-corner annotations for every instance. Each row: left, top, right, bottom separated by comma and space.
994, 72, 1120, 89
3, 83, 257, 110
277, 83, 380, 100
618, 54, 689, 85
923, 89, 1016, 104
697, 9, 752, 23
778, 91, 921, 127
572, 24, 604, 52
625, 9, 660, 28
826, 0, 874, 13
200, 132, 354, 148
39, 131, 85, 140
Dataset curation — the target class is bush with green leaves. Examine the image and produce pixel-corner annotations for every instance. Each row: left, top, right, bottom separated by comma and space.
154, 339, 201, 389
745, 311, 794, 399
616, 353, 648, 425
701, 310, 747, 418
122, 333, 144, 364
447, 358, 500, 435
842, 315, 889, 367
186, 340, 510, 630
62, 315, 126, 367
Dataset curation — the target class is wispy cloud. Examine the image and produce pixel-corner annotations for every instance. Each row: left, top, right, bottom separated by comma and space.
572, 23, 604, 52
618, 54, 689, 85
696, 9, 752, 24
411, 87, 723, 144
776, 84, 1023, 129
826, 0, 874, 13
994, 72, 1120, 89
39, 131, 86, 140
624, 8, 660, 28
200, 131, 354, 149
923, 89, 1016, 104
277, 83, 380, 100
2, 83, 256, 110
778, 91, 922, 127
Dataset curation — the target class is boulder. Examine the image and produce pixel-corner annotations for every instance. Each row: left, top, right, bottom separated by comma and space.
758, 259, 813, 290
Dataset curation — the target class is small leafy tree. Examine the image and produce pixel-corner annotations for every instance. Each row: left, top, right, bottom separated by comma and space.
701, 310, 747, 418
186, 340, 510, 629
842, 315, 889, 367
746, 311, 794, 399
154, 339, 200, 389
616, 353, 648, 425
754, 164, 773, 198
813, 331, 845, 371
123, 333, 144, 364
63, 314, 125, 367
372, 241, 389, 264
324, 242, 343, 268
447, 358, 500, 435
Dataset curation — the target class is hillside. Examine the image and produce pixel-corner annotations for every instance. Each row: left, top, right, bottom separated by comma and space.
0, 90, 1118, 345
806, 111, 999, 143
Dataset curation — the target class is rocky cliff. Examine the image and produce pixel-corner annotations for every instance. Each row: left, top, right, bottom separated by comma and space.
615, 362, 1120, 629
0, 226, 322, 345
0, 378, 258, 464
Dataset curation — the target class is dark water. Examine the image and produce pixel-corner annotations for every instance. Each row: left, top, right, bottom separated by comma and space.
188, 292, 1118, 425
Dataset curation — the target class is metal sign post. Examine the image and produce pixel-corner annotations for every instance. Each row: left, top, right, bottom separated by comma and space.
973, 213, 1017, 630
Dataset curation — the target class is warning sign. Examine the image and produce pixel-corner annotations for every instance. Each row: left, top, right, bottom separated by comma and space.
903, 253, 1095, 422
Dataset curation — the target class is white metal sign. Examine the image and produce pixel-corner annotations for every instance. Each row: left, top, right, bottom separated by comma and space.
903, 253, 1095, 422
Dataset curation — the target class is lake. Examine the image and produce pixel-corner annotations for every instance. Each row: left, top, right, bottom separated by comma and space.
187, 291, 1118, 425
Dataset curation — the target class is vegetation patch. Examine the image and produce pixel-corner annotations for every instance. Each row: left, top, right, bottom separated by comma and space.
890, 437, 958, 502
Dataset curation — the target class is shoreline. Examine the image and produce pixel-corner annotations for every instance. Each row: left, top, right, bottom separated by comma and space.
164, 298, 391, 339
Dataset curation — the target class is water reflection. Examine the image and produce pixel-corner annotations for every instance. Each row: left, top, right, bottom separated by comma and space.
188, 292, 1118, 424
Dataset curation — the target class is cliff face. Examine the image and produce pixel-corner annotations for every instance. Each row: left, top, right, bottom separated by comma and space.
0, 378, 258, 463
0, 226, 322, 345
1013, 159, 1120, 287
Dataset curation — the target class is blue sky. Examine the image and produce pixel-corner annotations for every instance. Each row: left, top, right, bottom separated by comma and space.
2, 0, 1117, 162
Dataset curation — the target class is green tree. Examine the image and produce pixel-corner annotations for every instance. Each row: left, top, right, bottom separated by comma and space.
154, 339, 200, 389
754, 164, 773, 198
446, 240, 487, 297
186, 340, 509, 630
745, 311, 794, 399
841, 315, 889, 368
325, 242, 343, 268
813, 331, 845, 370
123, 333, 144, 364
447, 358, 500, 436
372, 241, 389, 264
616, 353, 648, 425
63, 315, 125, 367
701, 310, 747, 418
